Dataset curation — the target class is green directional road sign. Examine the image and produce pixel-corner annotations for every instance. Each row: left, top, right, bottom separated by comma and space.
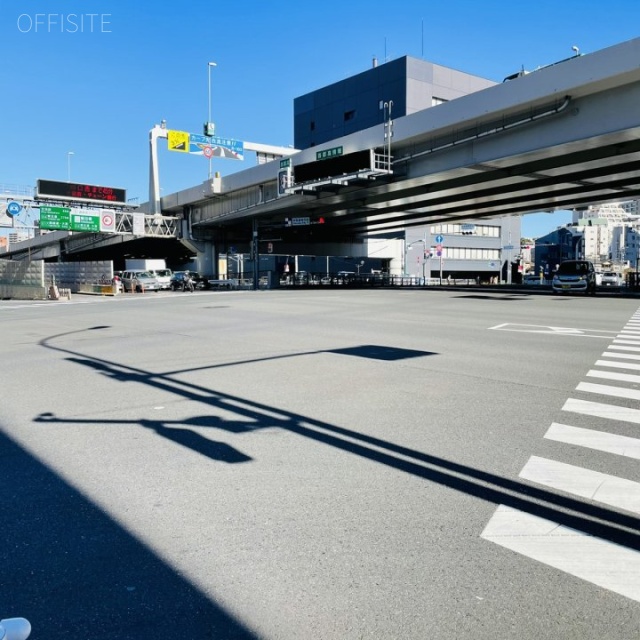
70, 213, 100, 232
40, 205, 71, 230
40, 206, 101, 232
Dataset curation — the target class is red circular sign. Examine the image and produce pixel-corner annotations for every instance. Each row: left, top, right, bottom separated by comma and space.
203, 146, 213, 158
102, 214, 113, 227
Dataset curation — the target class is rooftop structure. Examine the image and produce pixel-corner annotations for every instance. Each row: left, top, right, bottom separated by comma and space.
293, 56, 496, 149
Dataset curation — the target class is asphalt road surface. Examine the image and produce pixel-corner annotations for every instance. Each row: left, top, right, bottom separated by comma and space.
2, 288, 640, 639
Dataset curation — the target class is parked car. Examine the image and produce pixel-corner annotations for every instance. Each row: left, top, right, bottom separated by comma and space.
121, 270, 161, 292
151, 268, 173, 290
551, 260, 596, 295
170, 271, 205, 290
336, 271, 355, 284
522, 273, 541, 285
600, 271, 623, 287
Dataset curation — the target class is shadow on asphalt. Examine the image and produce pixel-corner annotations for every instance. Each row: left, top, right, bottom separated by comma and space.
19, 324, 640, 635
0, 427, 258, 639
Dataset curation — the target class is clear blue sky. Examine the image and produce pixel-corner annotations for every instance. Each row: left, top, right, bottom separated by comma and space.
1, 0, 638, 238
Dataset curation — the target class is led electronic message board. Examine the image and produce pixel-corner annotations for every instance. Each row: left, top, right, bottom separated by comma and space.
37, 179, 127, 205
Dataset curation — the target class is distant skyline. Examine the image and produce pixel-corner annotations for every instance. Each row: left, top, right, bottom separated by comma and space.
1, 1, 638, 238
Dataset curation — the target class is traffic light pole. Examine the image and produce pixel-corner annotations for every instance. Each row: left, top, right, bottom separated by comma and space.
252, 218, 259, 290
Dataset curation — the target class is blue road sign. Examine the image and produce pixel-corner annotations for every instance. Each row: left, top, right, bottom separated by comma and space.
6, 201, 22, 217
435, 234, 444, 243
189, 133, 244, 160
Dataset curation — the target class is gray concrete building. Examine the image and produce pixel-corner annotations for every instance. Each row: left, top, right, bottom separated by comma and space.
294, 56, 496, 150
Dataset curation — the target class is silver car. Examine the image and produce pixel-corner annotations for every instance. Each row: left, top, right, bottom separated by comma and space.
551, 260, 596, 295
600, 271, 623, 287
121, 270, 160, 292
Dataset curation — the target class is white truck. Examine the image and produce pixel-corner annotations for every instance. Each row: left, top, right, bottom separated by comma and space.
124, 259, 173, 289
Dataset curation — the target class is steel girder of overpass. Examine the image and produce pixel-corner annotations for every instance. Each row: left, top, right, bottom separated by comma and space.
172, 37, 640, 239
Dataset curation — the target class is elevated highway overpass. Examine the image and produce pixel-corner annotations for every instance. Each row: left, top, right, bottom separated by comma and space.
5, 37, 640, 265
165, 36, 640, 241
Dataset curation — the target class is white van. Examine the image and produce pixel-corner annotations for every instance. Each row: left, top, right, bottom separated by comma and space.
149, 268, 173, 290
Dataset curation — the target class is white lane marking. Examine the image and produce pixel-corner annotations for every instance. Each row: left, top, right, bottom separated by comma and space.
594, 359, 640, 371
487, 323, 615, 339
481, 506, 640, 603
613, 339, 640, 345
587, 369, 640, 384
576, 381, 640, 401
520, 456, 640, 515
545, 422, 640, 460
563, 397, 640, 424
0, 300, 95, 309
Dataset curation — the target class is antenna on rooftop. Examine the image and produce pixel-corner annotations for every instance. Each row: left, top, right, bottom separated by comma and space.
571, 45, 580, 56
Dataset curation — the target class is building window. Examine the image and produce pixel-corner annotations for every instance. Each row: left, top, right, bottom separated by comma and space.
344, 110, 356, 122
310, 121, 315, 131
430, 223, 500, 238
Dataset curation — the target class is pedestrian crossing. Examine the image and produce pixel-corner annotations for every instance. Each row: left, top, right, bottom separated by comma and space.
481, 308, 640, 602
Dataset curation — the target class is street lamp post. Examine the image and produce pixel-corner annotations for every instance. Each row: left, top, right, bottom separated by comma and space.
207, 62, 217, 179
67, 151, 74, 182
405, 238, 428, 283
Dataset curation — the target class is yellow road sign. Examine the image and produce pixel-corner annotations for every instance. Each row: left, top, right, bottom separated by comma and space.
167, 130, 190, 152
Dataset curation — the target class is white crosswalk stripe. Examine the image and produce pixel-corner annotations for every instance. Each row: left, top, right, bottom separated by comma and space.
607, 344, 640, 352
480, 506, 640, 602
481, 306, 640, 603
562, 397, 640, 423
544, 422, 640, 460
594, 359, 640, 371
600, 351, 640, 361
587, 369, 640, 383
519, 456, 640, 514
576, 380, 640, 401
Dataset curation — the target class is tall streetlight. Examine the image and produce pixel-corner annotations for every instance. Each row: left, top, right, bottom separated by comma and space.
67, 151, 74, 182
206, 62, 217, 179
405, 238, 428, 282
